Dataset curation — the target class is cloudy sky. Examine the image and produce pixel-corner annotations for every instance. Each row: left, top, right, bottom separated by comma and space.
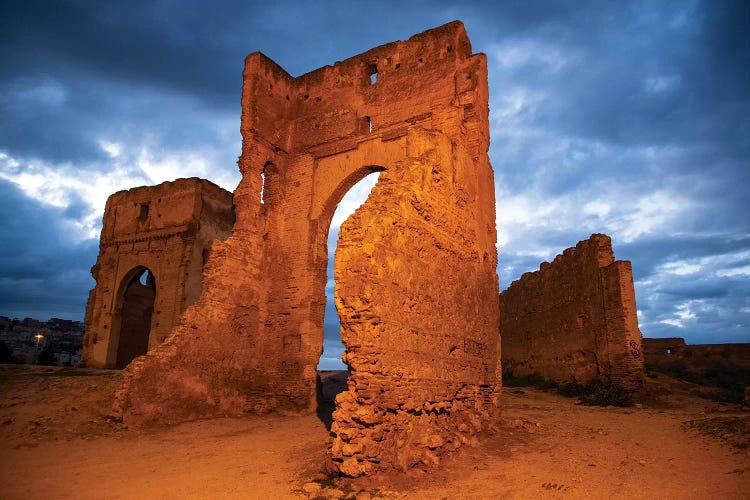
1, 1, 748, 367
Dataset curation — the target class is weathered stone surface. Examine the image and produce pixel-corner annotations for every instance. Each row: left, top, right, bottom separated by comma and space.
642, 337, 687, 356
643, 337, 750, 400
499, 234, 643, 390
301, 482, 321, 495
82, 178, 234, 369
109, 21, 500, 475
643, 337, 750, 366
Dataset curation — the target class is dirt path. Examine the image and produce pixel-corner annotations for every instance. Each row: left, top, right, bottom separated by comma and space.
1, 366, 747, 499
2, 415, 327, 499
388, 387, 749, 499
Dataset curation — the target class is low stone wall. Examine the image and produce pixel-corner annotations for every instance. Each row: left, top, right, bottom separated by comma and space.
499, 234, 643, 390
644, 337, 750, 372
643, 337, 750, 403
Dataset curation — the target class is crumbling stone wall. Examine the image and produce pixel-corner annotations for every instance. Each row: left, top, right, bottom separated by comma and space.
82, 178, 234, 368
642, 337, 686, 357
644, 337, 750, 373
499, 234, 643, 390
643, 337, 750, 404
111, 21, 500, 476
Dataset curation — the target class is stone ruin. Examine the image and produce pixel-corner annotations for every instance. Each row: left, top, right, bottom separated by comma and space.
82, 178, 233, 369
499, 234, 644, 391
85, 22, 502, 476
643, 336, 750, 405
82, 22, 648, 477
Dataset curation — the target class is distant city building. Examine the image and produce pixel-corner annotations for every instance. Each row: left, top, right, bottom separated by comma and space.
0, 315, 84, 366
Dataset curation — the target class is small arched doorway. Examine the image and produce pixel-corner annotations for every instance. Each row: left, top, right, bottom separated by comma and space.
115, 267, 156, 369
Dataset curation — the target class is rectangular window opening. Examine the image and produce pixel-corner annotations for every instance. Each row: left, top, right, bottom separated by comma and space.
137, 203, 149, 221
367, 64, 378, 85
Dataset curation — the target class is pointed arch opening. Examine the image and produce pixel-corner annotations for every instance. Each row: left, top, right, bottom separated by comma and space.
316, 168, 383, 426
115, 267, 156, 369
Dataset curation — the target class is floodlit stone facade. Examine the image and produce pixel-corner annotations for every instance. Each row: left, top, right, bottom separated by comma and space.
110, 21, 500, 476
82, 178, 234, 369
499, 234, 643, 391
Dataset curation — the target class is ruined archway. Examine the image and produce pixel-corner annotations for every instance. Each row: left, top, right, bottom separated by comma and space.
112, 21, 500, 476
316, 164, 386, 359
316, 168, 383, 426
114, 266, 156, 369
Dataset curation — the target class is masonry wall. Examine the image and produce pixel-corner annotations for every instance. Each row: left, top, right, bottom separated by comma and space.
644, 337, 750, 403
111, 21, 500, 476
499, 234, 643, 390
82, 178, 233, 369
642, 337, 686, 356
644, 337, 750, 373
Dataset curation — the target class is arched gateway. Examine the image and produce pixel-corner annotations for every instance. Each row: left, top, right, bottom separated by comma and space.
109, 21, 500, 476
115, 266, 156, 369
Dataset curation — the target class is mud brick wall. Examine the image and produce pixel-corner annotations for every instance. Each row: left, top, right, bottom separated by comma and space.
499, 234, 643, 390
82, 178, 233, 368
644, 337, 750, 373
642, 337, 686, 357
111, 21, 500, 476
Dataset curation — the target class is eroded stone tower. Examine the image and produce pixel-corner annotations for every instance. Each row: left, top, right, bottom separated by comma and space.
111, 21, 500, 476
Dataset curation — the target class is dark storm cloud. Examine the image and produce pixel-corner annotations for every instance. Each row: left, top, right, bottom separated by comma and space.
618, 235, 750, 280
639, 272, 750, 344
658, 281, 731, 301
1, 0, 449, 101
512, 1, 749, 153
0, 0, 452, 167
0, 61, 240, 166
2, 0, 252, 165
0, 180, 96, 320
485, 0, 750, 213
1, 1, 242, 105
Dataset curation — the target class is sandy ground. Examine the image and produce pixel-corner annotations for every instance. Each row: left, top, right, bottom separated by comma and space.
0, 365, 748, 499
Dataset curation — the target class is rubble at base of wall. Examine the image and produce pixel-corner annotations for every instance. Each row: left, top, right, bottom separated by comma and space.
328, 374, 497, 476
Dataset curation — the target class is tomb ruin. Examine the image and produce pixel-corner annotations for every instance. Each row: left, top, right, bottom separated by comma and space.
105, 22, 500, 476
